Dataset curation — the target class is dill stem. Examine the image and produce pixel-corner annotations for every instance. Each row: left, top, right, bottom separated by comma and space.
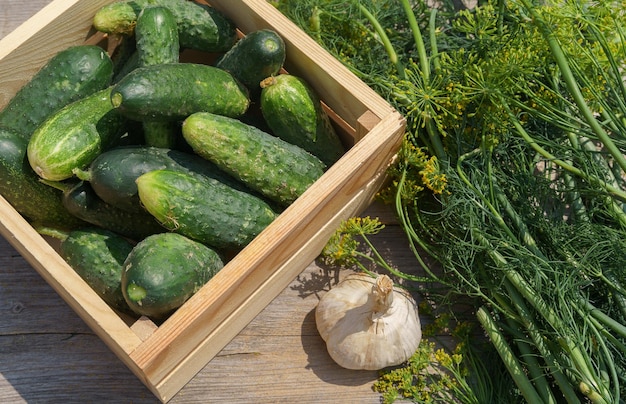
581, 313, 620, 402
582, 300, 626, 340
501, 281, 581, 403
350, 235, 429, 283
501, 315, 559, 404
563, 132, 589, 222
507, 269, 610, 403
476, 306, 544, 404
356, 3, 404, 79
399, 0, 429, 81
429, 8, 440, 72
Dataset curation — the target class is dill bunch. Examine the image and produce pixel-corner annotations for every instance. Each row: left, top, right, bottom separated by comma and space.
277, 0, 626, 402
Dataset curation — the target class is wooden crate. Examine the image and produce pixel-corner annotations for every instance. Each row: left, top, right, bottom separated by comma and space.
0, 0, 406, 402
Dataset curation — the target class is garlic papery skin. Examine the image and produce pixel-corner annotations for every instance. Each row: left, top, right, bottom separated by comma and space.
315, 272, 422, 370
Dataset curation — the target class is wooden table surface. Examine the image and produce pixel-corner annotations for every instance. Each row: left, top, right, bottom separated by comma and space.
0, 2, 420, 402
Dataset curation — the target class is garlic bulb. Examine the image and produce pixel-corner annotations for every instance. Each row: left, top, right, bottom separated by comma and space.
315, 272, 422, 370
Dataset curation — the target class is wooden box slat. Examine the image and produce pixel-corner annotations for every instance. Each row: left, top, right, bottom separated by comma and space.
0, 1, 406, 402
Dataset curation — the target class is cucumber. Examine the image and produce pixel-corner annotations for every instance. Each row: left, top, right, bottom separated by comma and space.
53, 227, 134, 313
73, 145, 245, 214
135, 6, 180, 148
27, 87, 127, 181
110, 63, 250, 121
0, 128, 85, 229
182, 112, 326, 206
136, 169, 277, 251
215, 29, 285, 98
136, 6, 179, 67
122, 232, 224, 318
0, 45, 113, 141
93, 0, 237, 52
57, 180, 165, 241
260, 74, 345, 166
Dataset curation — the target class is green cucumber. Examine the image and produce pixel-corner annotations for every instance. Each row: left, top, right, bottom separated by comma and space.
136, 6, 179, 66
56, 180, 165, 241
27, 87, 127, 181
136, 169, 277, 251
182, 112, 326, 206
110, 63, 250, 121
260, 74, 345, 166
215, 29, 285, 98
0, 45, 113, 141
93, 0, 237, 52
0, 129, 85, 229
43, 227, 134, 313
73, 145, 245, 214
135, 6, 180, 148
122, 232, 224, 318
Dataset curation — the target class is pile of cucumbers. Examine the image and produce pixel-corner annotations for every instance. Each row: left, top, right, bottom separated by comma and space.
0, 0, 345, 320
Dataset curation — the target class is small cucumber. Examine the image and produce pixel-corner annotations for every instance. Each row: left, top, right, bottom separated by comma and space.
93, 0, 237, 52
136, 6, 179, 67
73, 145, 245, 213
216, 29, 285, 98
137, 169, 277, 251
0, 129, 85, 229
0, 45, 113, 141
57, 180, 165, 241
52, 227, 134, 313
27, 88, 127, 181
182, 112, 326, 206
110, 63, 250, 121
122, 232, 224, 318
135, 6, 180, 148
260, 74, 345, 166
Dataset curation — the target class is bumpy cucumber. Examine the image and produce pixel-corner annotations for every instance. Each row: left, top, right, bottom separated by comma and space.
0, 129, 85, 229
93, 0, 237, 52
110, 63, 249, 121
56, 227, 134, 313
136, 6, 179, 67
122, 232, 224, 318
182, 112, 326, 206
260, 74, 345, 166
135, 6, 180, 148
137, 169, 277, 251
0, 45, 113, 141
58, 180, 165, 241
27, 88, 127, 181
73, 145, 244, 213
216, 29, 285, 98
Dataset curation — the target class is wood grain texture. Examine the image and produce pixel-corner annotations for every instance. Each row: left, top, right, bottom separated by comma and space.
0, 3, 417, 403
